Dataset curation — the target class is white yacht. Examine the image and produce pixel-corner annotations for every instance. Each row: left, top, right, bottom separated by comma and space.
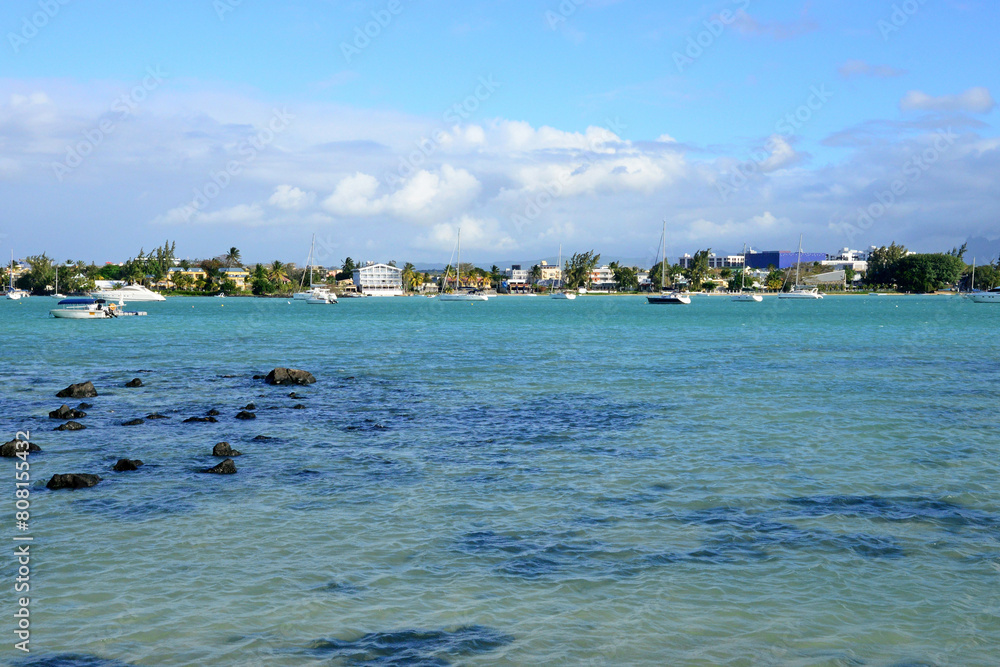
50, 298, 118, 319
778, 235, 824, 300
91, 283, 166, 302
439, 228, 488, 302
647, 220, 691, 305
970, 287, 1000, 303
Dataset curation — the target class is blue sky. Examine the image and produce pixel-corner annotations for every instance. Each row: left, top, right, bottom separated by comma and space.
1, 0, 998, 266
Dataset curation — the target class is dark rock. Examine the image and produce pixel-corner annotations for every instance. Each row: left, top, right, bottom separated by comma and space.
343, 376, 355, 380
288, 392, 303, 399
212, 442, 242, 457
235, 410, 256, 420
76, 402, 93, 410
146, 413, 170, 419
206, 408, 221, 416
122, 418, 145, 426
125, 378, 143, 388
292, 404, 306, 410
49, 404, 86, 420
252, 374, 266, 380
54, 421, 86, 431
202, 458, 237, 474
1, 440, 41, 457
47, 473, 102, 490
56, 381, 98, 398
243, 402, 257, 410
253, 435, 274, 441
265, 368, 316, 386
112, 458, 143, 472
183, 416, 218, 423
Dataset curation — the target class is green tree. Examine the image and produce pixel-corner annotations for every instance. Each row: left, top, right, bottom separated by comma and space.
895, 253, 965, 293
612, 264, 639, 291
224, 247, 242, 267
685, 249, 711, 291
844, 266, 856, 287
865, 243, 908, 287
336, 257, 356, 281
529, 264, 542, 285
765, 268, 785, 291
22, 254, 55, 294
401, 262, 417, 291
563, 250, 600, 289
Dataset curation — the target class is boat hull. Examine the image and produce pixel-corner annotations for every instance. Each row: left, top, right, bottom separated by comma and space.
779, 289, 823, 299
91, 288, 165, 302
439, 294, 488, 302
50, 309, 108, 319
970, 292, 1000, 303
731, 293, 763, 302
551, 292, 576, 300
647, 293, 691, 305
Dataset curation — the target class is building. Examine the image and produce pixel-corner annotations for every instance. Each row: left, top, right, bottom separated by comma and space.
744, 250, 827, 270
352, 261, 404, 296
589, 265, 617, 290
165, 266, 208, 286
678, 253, 745, 269
538, 260, 562, 285
218, 267, 250, 289
503, 264, 531, 293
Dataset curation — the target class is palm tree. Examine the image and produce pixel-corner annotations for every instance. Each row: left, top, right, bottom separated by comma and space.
225, 247, 242, 268
401, 262, 416, 292
268, 260, 287, 283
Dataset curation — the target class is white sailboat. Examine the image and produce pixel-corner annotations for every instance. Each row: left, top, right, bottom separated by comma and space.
6, 251, 28, 300
731, 243, 762, 302
778, 235, 823, 299
551, 244, 576, 300
647, 221, 690, 305
439, 228, 488, 301
968, 258, 1000, 303
293, 235, 337, 302
52, 267, 65, 298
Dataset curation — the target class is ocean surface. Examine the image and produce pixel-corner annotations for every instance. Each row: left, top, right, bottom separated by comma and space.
1, 294, 998, 666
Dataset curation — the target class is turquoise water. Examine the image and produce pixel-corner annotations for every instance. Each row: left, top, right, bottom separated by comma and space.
2, 294, 998, 666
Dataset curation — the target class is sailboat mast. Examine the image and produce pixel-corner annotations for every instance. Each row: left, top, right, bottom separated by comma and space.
795, 234, 803, 286
457, 228, 462, 290
661, 220, 667, 292
740, 243, 746, 291
971, 258, 976, 292
558, 244, 562, 290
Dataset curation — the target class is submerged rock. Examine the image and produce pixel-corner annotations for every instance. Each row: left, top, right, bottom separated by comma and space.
56, 381, 98, 398
125, 378, 143, 387
122, 418, 145, 426
253, 434, 274, 441
252, 373, 266, 380
206, 408, 221, 417
243, 402, 257, 410
146, 412, 170, 419
212, 442, 242, 457
47, 473, 102, 490
54, 421, 86, 431
265, 368, 316, 386
292, 404, 306, 410
77, 402, 93, 410
203, 458, 237, 474
235, 410, 256, 420
288, 392, 304, 399
112, 458, 144, 472
49, 404, 86, 420
183, 416, 219, 423
1, 440, 41, 457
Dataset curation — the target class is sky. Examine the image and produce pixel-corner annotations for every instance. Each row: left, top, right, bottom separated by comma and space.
1, 0, 998, 267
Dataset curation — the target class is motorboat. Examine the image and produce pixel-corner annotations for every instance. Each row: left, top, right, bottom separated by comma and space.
306, 291, 336, 304
91, 283, 166, 302
970, 287, 1000, 303
440, 290, 489, 302
50, 298, 117, 319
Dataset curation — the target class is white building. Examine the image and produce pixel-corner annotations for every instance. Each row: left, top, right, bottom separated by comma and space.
352, 262, 404, 296
504, 265, 531, 292
589, 265, 617, 290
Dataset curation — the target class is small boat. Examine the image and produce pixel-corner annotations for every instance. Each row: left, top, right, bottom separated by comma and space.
306, 292, 335, 304
970, 287, 1000, 303
91, 283, 166, 302
778, 235, 824, 300
731, 243, 762, 302
5, 251, 27, 300
215, 292, 225, 298
51, 269, 65, 298
551, 244, 576, 300
439, 228, 488, 302
50, 298, 116, 319
647, 220, 691, 305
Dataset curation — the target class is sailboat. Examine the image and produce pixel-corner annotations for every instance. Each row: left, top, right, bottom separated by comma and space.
5, 251, 28, 300
439, 228, 488, 301
731, 243, 762, 302
52, 265, 66, 298
968, 257, 1000, 302
647, 221, 690, 305
294, 235, 337, 303
551, 244, 576, 300
778, 235, 823, 299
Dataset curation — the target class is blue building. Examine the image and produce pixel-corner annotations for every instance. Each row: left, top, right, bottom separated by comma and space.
744, 250, 826, 270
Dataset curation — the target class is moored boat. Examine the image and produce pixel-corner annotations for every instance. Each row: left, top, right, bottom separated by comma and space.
91, 283, 166, 302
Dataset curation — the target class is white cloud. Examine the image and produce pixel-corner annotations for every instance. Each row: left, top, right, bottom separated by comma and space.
417, 215, 517, 253
838, 60, 906, 79
759, 135, 800, 172
900, 87, 996, 113
268, 185, 315, 210
322, 165, 481, 222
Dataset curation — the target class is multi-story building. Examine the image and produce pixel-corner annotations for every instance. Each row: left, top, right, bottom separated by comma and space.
218, 267, 250, 289
538, 260, 562, 286
503, 264, 531, 293
352, 261, 404, 296
589, 265, 617, 290
744, 249, 827, 270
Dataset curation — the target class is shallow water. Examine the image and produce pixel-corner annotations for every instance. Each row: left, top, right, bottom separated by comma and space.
2, 294, 998, 665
